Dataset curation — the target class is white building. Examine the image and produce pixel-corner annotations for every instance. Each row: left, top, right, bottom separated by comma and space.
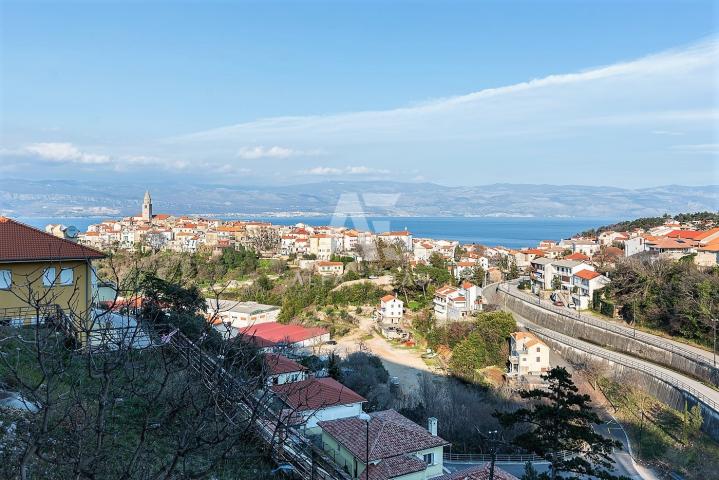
433, 281, 482, 321
264, 353, 308, 386
315, 261, 344, 276
378, 294, 404, 324
207, 299, 280, 328
309, 234, 339, 260
530, 257, 555, 291
271, 377, 366, 432
571, 270, 610, 310
550, 259, 594, 291
378, 230, 413, 251
509, 332, 550, 376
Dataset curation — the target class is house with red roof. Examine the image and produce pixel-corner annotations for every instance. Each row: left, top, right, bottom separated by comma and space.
318, 409, 449, 480
272, 376, 366, 432
379, 294, 404, 324
316, 260, 345, 276
571, 269, 610, 309
0, 217, 105, 341
264, 353, 308, 385
433, 281, 482, 321
235, 322, 330, 352
509, 332, 550, 376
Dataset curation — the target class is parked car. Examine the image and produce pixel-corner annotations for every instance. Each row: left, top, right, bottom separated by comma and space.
567, 302, 576, 309
553, 301, 565, 307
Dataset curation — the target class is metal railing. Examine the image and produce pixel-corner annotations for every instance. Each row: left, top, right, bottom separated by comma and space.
160, 326, 352, 480
444, 450, 571, 463
497, 282, 718, 374
525, 323, 719, 413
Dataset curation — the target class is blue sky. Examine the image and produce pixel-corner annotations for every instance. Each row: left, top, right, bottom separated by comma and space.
1, 0, 717, 187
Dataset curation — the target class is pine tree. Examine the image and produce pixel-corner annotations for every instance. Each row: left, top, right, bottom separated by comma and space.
495, 367, 627, 480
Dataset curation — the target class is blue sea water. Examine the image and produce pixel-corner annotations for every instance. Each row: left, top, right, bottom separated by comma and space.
16, 215, 617, 249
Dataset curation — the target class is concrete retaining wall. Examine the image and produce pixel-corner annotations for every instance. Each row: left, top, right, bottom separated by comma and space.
538, 335, 719, 441
485, 288, 719, 387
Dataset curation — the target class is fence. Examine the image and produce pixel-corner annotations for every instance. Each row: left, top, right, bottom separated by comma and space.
161, 325, 352, 480
524, 323, 719, 414
497, 282, 718, 373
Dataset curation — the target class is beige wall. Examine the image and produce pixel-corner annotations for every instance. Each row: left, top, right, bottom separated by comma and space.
0, 259, 94, 328
320, 431, 444, 479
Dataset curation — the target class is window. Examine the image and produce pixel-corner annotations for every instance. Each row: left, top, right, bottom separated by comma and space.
536, 347, 541, 352
43, 267, 73, 286
0, 270, 11, 290
536, 357, 541, 362
60, 268, 74, 285
43, 268, 56, 286
422, 453, 434, 465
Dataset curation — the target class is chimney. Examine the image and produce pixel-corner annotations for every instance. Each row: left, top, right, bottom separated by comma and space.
428, 417, 437, 436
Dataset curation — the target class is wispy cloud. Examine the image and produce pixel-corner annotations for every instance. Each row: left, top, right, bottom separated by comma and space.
178, 37, 718, 148
670, 143, 719, 154
24, 142, 111, 164
237, 145, 299, 159
300, 165, 390, 176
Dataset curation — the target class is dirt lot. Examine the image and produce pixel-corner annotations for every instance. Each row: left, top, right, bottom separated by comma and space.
330, 314, 434, 397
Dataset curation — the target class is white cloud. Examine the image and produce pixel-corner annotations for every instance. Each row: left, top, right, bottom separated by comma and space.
24, 142, 111, 164
300, 166, 389, 176
179, 36, 718, 146
237, 145, 296, 159
235, 145, 324, 159
670, 143, 719, 154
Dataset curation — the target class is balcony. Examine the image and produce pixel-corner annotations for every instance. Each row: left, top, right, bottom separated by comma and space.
0, 305, 151, 352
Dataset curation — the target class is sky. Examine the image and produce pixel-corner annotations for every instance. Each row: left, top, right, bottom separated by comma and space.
0, 0, 717, 188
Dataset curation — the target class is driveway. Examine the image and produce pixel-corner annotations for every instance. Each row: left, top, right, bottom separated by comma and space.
332, 314, 433, 397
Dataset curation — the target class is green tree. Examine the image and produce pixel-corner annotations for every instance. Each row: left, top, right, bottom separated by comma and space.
508, 262, 520, 280
495, 367, 626, 480
522, 461, 543, 480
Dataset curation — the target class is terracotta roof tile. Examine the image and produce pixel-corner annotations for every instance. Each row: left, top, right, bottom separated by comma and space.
360, 455, 427, 480
574, 269, 601, 280
264, 353, 306, 375
271, 377, 365, 411
0, 217, 105, 262
318, 409, 448, 462
436, 463, 518, 480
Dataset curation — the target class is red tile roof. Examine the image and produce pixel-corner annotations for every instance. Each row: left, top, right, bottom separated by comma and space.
318, 409, 448, 462
271, 377, 365, 411
574, 269, 601, 280
264, 353, 306, 375
381, 294, 396, 303
436, 463, 518, 480
239, 322, 328, 345
360, 455, 427, 480
666, 229, 703, 240
565, 252, 590, 261
0, 217, 105, 262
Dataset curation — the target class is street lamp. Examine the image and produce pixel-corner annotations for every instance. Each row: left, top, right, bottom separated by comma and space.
487, 430, 498, 480
359, 413, 371, 480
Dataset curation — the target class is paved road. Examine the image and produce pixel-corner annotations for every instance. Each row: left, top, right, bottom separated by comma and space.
503, 282, 718, 372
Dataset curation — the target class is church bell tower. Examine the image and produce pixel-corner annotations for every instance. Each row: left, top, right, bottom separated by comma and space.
142, 190, 153, 223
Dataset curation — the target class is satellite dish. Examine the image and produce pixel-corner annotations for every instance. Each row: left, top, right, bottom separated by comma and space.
64, 225, 79, 239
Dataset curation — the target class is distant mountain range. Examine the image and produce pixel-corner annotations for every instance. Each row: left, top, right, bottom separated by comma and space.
0, 179, 716, 219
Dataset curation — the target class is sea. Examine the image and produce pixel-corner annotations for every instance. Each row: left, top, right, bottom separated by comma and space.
17, 215, 619, 249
